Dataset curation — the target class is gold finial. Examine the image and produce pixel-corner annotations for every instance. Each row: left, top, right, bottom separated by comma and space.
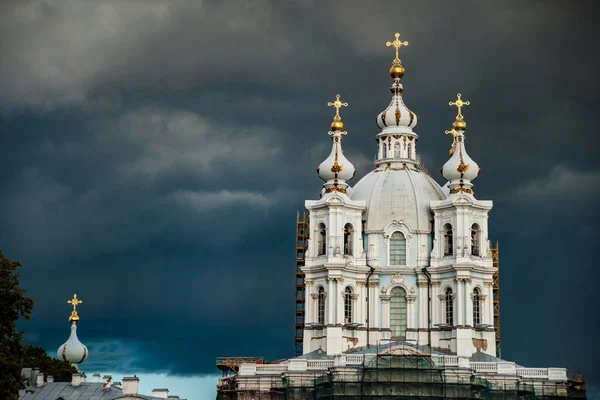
445, 128, 457, 156
386, 32, 409, 66
67, 294, 82, 323
327, 94, 348, 131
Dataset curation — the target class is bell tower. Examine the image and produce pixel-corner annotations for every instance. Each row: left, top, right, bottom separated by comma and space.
428, 95, 496, 359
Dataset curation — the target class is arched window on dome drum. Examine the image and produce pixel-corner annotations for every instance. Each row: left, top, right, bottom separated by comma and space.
317, 287, 325, 325
471, 224, 481, 256
445, 287, 454, 326
317, 223, 327, 256
390, 232, 406, 265
473, 287, 481, 326
407, 142, 413, 159
394, 142, 401, 158
344, 287, 353, 324
344, 223, 354, 256
390, 287, 407, 339
442, 224, 453, 256
382, 140, 387, 158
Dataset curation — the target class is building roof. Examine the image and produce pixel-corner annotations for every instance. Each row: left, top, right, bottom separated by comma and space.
19, 382, 165, 400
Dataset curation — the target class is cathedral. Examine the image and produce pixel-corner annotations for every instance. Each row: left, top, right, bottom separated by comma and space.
217, 33, 586, 399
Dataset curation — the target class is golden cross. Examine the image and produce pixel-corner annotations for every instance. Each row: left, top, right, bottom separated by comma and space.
327, 94, 348, 121
386, 32, 409, 65
449, 93, 470, 120
445, 128, 457, 155
67, 294, 82, 313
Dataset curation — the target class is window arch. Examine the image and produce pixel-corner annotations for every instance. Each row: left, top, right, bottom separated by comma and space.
445, 287, 454, 326
390, 287, 407, 339
382, 139, 387, 158
407, 142, 413, 159
471, 223, 481, 256
317, 223, 327, 256
442, 224, 453, 256
317, 287, 325, 325
473, 287, 481, 326
344, 223, 354, 256
344, 287, 353, 324
389, 232, 407, 265
394, 142, 401, 158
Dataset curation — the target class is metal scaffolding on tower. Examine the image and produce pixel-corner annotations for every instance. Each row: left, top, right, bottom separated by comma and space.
295, 210, 309, 357
491, 241, 501, 358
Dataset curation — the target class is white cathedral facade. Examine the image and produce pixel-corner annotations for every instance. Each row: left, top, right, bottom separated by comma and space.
302, 48, 494, 359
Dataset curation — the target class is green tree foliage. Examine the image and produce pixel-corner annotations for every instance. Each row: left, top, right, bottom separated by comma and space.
23, 344, 77, 382
0, 251, 35, 399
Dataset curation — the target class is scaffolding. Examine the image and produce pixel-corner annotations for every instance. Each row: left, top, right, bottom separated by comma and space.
216, 356, 264, 376
295, 211, 309, 357
491, 242, 501, 358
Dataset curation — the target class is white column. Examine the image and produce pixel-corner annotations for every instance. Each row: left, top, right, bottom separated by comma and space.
487, 283, 494, 326
381, 295, 390, 329
337, 279, 344, 325
456, 278, 463, 326
465, 279, 473, 327
305, 281, 313, 323
432, 283, 439, 326
327, 278, 334, 325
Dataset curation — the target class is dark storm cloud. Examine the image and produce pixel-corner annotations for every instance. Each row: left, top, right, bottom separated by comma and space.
1, 0, 599, 393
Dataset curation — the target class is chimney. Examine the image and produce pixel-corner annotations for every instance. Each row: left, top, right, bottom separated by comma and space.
93, 373, 100, 383
47, 375, 54, 383
153, 388, 169, 398
72, 373, 83, 386
32, 367, 40, 385
167, 396, 180, 400
36, 372, 44, 386
122, 377, 139, 396
113, 382, 122, 388
102, 375, 112, 388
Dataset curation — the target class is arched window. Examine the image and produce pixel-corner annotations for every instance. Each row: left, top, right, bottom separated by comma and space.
344, 223, 354, 256
442, 224, 453, 256
407, 142, 413, 159
389, 232, 406, 265
317, 287, 325, 325
471, 224, 481, 256
317, 223, 326, 256
394, 142, 401, 158
382, 140, 387, 158
390, 287, 407, 339
445, 288, 454, 326
473, 288, 481, 326
344, 287, 353, 324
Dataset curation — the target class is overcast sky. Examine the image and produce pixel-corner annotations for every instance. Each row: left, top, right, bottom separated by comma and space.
1, 1, 598, 399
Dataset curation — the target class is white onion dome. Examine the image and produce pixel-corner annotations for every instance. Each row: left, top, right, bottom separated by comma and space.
57, 322, 88, 367
442, 126, 480, 195
316, 94, 356, 195
376, 78, 418, 133
57, 294, 88, 368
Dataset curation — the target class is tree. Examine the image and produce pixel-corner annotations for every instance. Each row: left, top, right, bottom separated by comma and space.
23, 345, 76, 382
0, 251, 35, 400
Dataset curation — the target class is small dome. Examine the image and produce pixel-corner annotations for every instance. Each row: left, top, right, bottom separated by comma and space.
442, 130, 479, 193
376, 80, 418, 132
350, 167, 445, 232
318, 135, 355, 184
57, 323, 88, 366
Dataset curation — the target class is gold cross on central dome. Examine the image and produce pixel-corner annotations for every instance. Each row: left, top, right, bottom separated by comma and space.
449, 93, 470, 120
68, 294, 82, 312
327, 94, 348, 121
386, 32, 409, 65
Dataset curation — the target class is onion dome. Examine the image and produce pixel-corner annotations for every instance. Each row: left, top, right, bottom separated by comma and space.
317, 94, 356, 195
57, 294, 88, 368
442, 94, 479, 195
376, 33, 417, 132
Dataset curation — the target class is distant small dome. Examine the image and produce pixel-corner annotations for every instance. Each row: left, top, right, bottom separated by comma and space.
57, 323, 88, 366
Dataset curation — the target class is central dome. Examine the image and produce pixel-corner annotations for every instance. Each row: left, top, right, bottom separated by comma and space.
350, 167, 445, 232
